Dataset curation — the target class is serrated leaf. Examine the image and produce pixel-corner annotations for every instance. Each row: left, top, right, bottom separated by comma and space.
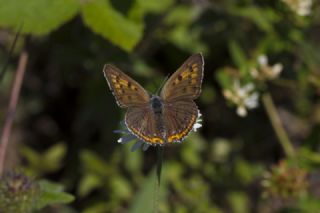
0, 0, 79, 35
37, 180, 74, 210
81, 0, 143, 52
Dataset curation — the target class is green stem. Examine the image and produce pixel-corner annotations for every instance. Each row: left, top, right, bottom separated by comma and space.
262, 93, 295, 158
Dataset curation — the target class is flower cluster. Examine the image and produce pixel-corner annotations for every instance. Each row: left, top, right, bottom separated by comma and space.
281, 0, 313, 16
0, 171, 40, 213
115, 112, 202, 151
223, 80, 259, 117
251, 55, 283, 81
261, 160, 308, 198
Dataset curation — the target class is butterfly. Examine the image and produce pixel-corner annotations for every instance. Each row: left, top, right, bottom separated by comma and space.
103, 53, 204, 146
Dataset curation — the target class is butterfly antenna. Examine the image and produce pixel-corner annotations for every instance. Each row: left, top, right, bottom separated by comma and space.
155, 74, 170, 95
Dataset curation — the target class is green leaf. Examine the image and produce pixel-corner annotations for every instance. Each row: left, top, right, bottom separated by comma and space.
110, 176, 132, 200
78, 174, 103, 198
228, 191, 249, 213
20, 143, 67, 176
135, 0, 173, 13
83, 202, 109, 213
228, 6, 278, 33
0, 0, 79, 35
128, 0, 173, 32
228, 40, 247, 71
37, 180, 74, 210
167, 25, 208, 53
129, 169, 167, 213
43, 143, 67, 172
80, 150, 111, 175
81, 0, 143, 52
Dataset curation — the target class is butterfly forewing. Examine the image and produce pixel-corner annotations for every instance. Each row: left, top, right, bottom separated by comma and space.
103, 64, 150, 108
160, 53, 204, 102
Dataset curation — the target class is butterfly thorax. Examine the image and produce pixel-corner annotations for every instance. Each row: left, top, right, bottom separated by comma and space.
150, 95, 166, 139
150, 95, 163, 114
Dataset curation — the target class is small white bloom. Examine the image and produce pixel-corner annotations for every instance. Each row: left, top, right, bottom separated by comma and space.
245, 92, 259, 109
282, 0, 312, 16
114, 124, 151, 151
193, 111, 202, 131
251, 55, 283, 81
258, 54, 268, 66
223, 80, 259, 117
237, 106, 247, 117
272, 64, 283, 76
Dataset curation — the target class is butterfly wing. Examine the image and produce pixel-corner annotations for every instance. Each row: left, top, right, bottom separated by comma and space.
103, 64, 150, 108
162, 100, 198, 143
160, 53, 203, 143
125, 106, 165, 145
160, 53, 204, 102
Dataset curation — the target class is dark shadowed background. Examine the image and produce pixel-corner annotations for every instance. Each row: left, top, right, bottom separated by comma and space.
1, 0, 320, 212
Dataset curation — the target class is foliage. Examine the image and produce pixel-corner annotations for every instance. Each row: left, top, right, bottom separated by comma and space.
1, 0, 320, 212
0, 171, 74, 212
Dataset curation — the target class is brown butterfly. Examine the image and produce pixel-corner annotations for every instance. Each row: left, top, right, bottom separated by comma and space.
103, 53, 204, 145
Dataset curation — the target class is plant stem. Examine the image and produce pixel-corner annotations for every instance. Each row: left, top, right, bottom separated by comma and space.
0, 50, 28, 175
262, 92, 295, 158
0, 25, 22, 82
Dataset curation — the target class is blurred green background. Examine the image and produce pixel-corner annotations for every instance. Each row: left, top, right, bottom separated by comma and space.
1, 0, 320, 212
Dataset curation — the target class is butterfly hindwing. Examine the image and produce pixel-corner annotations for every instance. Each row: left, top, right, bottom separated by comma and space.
160, 53, 204, 102
103, 64, 150, 108
125, 106, 165, 145
162, 100, 198, 143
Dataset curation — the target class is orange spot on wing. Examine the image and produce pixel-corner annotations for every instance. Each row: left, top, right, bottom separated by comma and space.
191, 73, 198, 78
181, 71, 191, 79
119, 80, 128, 86
192, 64, 198, 69
167, 115, 197, 143
129, 127, 165, 145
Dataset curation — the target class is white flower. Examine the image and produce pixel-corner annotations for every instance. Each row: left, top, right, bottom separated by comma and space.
237, 106, 247, 117
223, 80, 259, 117
114, 110, 202, 151
193, 111, 202, 131
114, 127, 151, 151
282, 0, 312, 16
251, 54, 283, 81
